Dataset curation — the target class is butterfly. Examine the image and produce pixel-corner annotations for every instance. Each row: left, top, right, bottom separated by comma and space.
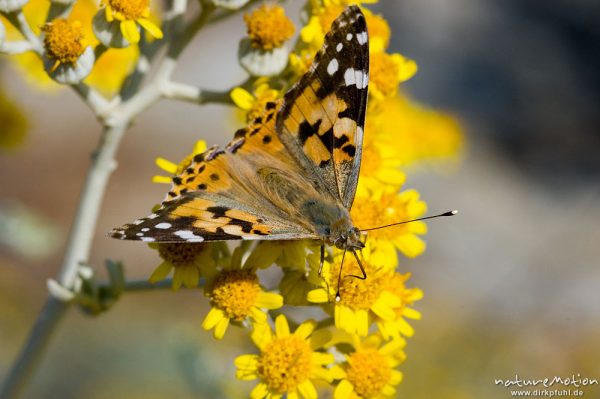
111, 6, 370, 280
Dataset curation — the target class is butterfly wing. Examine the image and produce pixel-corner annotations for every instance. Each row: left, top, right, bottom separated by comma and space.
277, 5, 369, 209
111, 104, 319, 242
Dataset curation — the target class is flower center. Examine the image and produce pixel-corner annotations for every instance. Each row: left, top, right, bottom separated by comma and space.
157, 243, 205, 267
345, 349, 392, 397
41, 19, 84, 65
371, 52, 400, 97
107, 0, 148, 20
211, 269, 260, 320
244, 5, 295, 50
351, 193, 411, 241
332, 260, 387, 310
257, 335, 312, 394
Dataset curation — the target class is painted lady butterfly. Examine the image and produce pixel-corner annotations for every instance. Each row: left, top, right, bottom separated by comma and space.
112, 6, 373, 276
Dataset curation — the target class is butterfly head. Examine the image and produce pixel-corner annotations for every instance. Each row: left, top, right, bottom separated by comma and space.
335, 227, 364, 251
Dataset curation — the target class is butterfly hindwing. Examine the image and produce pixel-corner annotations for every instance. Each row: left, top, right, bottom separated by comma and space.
277, 5, 369, 209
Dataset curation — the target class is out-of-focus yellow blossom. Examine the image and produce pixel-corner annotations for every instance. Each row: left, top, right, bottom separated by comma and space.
357, 131, 406, 192
307, 248, 402, 337
148, 242, 215, 290
0, 86, 28, 150
351, 186, 427, 266
100, 0, 162, 44
152, 140, 207, 185
201, 247, 283, 339
1, 0, 139, 94
378, 273, 423, 339
244, 4, 295, 51
331, 334, 406, 399
231, 82, 280, 123
369, 52, 417, 101
235, 314, 333, 399
375, 93, 465, 166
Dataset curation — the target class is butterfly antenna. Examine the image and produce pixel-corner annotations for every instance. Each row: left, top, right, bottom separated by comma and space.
335, 244, 348, 302
360, 210, 458, 232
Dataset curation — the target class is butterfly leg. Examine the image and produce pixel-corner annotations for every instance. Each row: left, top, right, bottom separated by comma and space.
318, 244, 325, 275
348, 250, 367, 280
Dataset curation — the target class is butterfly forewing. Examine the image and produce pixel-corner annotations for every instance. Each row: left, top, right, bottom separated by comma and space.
110, 6, 369, 244
277, 5, 369, 209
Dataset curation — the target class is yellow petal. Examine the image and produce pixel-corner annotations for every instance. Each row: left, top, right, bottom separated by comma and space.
403, 307, 421, 320
274, 314, 290, 337
246, 242, 282, 268
393, 235, 426, 258
396, 317, 415, 337
390, 370, 403, 385
148, 261, 172, 283
214, 316, 229, 339
311, 352, 334, 366
249, 307, 267, 324
382, 384, 397, 396
287, 391, 299, 399
120, 20, 140, 44
355, 309, 369, 337
392, 53, 418, 82
330, 365, 346, 380
201, 307, 225, 330
337, 305, 356, 334
234, 354, 259, 370
138, 18, 163, 39
250, 383, 269, 399
105, 5, 114, 22
193, 140, 207, 155
333, 379, 354, 399
294, 320, 316, 340
152, 175, 173, 184
155, 157, 178, 174
183, 266, 199, 288
255, 291, 284, 309
251, 322, 273, 350
230, 87, 255, 110
307, 288, 329, 303
172, 268, 184, 290
297, 380, 317, 399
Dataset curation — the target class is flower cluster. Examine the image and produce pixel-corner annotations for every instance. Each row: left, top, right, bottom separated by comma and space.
146, 2, 463, 398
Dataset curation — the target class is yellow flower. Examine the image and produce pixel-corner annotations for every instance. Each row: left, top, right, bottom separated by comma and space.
101, 0, 162, 44
374, 93, 465, 167
351, 187, 427, 266
148, 242, 215, 290
0, 85, 28, 150
378, 273, 423, 339
41, 19, 85, 72
235, 314, 334, 399
365, 12, 390, 53
230, 82, 280, 123
332, 334, 406, 399
244, 4, 295, 51
201, 248, 283, 339
152, 140, 207, 184
369, 52, 417, 101
307, 248, 401, 337
1, 0, 139, 94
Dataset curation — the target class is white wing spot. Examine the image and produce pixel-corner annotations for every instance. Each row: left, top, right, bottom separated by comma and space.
141, 237, 155, 242
133, 219, 144, 225
136, 233, 144, 237
174, 230, 204, 242
346, 33, 353, 41
357, 31, 367, 45
336, 43, 343, 52
327, 59, 339, 75
155, 222, 172, 229
344, 68, 356, 86
141, 228, 150, 232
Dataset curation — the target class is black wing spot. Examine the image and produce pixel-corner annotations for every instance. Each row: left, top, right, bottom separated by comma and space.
262, 135, 272, 144
197, 183, 207, 190
210, 173, 220, 181
206, 206, 229, 218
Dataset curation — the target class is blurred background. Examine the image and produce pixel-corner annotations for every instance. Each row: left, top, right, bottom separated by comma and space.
1, 0, 599, 398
